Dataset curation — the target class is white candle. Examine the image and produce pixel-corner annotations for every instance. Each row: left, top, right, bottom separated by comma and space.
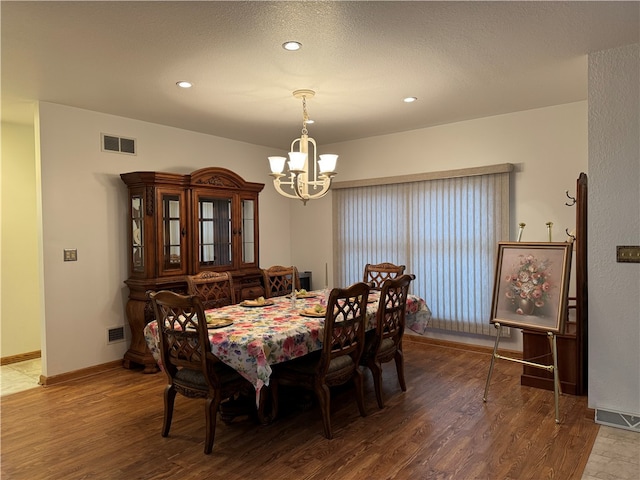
325, 262, 328, 287
517, 222, 525, 242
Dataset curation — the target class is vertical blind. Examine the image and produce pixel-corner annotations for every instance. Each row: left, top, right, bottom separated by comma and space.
333, 165, 511, 336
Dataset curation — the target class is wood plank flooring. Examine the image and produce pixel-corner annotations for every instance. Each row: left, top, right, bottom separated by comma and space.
0, 340, 599, 480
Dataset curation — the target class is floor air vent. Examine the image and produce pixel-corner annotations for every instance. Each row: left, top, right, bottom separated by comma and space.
107, 326, 125, 344
595, 408, 640, 432
101, 133, 136, 155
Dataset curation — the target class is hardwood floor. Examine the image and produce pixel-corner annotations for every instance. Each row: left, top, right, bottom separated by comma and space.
1, 340, 598, 479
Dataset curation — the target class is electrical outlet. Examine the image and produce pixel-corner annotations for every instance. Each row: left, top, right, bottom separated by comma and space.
616, 246, 640, 263
64, 249, 77, 261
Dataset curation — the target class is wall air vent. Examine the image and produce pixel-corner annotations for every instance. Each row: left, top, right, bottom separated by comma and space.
595, 408, 640, 432
107, 326, 125, 344
101, 133, 136, 155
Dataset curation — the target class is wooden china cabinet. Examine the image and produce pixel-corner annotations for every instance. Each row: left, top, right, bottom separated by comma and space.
120, 167, 264, 372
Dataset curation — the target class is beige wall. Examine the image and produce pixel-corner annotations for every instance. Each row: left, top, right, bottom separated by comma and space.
1, 121, 42, 357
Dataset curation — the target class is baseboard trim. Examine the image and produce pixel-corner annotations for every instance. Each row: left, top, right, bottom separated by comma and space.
40, 360, 124, 387
404, 334, 522, 359
1, 350, 41, 366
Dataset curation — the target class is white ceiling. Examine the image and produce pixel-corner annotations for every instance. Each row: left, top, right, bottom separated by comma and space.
2, 1, 638, 150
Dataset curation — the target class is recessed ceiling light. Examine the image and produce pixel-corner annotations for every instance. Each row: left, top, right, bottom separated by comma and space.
403, 97, 418, 103
176, 81, 193, 88
282, 41, 302, 51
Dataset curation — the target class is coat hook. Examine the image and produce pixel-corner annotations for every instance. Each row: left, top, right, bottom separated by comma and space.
565, 191, 576, 206
565, 228, 576, 241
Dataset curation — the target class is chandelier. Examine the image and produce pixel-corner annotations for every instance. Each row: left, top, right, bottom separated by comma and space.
268, 89, 338, 205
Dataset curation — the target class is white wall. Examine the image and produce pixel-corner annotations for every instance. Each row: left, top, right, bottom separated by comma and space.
1, 122, 41, 357
37, 102, 292, 376
587, 44, 640, 417
292, 102, 588, 351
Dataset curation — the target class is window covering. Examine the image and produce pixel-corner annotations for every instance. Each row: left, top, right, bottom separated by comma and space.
333, 164, 511, 335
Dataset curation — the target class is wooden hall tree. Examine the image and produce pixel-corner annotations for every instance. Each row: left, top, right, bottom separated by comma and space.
521, 173, 588, 395
120, 167, 264, 373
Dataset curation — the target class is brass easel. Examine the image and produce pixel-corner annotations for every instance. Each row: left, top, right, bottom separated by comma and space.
483, 222, 563, 424
483, 323, 561, 423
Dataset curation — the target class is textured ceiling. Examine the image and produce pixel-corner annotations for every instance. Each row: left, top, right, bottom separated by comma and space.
2, 1, 638, 149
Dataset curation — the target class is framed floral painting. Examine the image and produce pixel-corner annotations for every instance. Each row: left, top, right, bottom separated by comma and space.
490, 242, 573, 334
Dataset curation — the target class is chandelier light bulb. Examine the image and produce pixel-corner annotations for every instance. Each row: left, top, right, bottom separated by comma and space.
318, 154, 338, 174
288, 152, 307, 172
268, 156, 286, 175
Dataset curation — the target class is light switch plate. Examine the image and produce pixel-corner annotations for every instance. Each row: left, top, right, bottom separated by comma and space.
64, 249, 77, 261
616, 246, 640, 263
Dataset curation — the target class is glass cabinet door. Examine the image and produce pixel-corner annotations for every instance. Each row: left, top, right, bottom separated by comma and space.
197, 196, 233, 268
241, 198, 256, 265
131, 195, 144, 272
159, 190, 187, 274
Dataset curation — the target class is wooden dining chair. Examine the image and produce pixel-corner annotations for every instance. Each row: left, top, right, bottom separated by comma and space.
270, 282, 371, 439
149, 290, 251, 454
262, 265, 301, 298
363, 262, 406, 290
186, 271, 235, 309
361, 273, 415, 408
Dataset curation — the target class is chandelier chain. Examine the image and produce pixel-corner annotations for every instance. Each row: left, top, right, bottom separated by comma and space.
301, 95, 308, 136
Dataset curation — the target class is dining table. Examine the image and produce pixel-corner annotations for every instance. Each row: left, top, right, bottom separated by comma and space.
144, 290, 431, 401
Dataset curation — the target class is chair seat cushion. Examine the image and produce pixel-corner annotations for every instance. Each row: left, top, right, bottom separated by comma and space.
378, 337, 395, 354
175, 368, 207, 390
328, 354, 355, 373
361, 337, 397, 365
174, 362, 243, 391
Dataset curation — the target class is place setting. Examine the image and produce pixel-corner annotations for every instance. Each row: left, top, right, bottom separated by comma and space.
183, 313, 233, 330
204, 313, 234, 329
239, 296, 275, 308
299, 304, 327, 318
285, 289, 319, 299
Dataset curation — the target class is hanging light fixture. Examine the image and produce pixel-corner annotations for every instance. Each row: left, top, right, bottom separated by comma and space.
268, 89, 338, 205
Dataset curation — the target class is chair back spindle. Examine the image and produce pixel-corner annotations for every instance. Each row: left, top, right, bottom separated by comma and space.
262, 265, 301, 298
363, 262, 406, 290
186, 271, 235, 309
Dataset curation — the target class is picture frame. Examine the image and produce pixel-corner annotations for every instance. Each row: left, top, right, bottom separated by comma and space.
490, 242, 573, 334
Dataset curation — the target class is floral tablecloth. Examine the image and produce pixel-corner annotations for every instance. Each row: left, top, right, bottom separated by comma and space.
144, 292, 430, 394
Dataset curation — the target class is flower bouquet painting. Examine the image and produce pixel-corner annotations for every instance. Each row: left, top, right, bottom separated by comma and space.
490, 242, 572, 334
